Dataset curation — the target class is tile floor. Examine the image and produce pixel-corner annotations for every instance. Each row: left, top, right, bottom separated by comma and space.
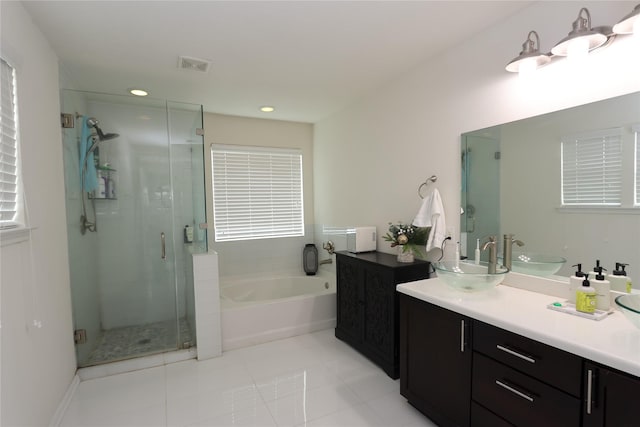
61, 328, 436, 427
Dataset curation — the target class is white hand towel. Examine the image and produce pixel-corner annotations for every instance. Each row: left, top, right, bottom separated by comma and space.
412, 188, 446, 252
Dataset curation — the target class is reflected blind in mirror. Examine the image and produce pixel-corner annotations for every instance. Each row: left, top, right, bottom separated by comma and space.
561, 128, 622, 206
211, 144, 304, 242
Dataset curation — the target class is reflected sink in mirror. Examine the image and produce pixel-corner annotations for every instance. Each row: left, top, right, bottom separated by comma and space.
435, 261, 508, 292
615, 294, 640, 329
499, 252, 566, 277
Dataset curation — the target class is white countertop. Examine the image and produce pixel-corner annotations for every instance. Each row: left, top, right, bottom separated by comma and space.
397, 277, 640, 377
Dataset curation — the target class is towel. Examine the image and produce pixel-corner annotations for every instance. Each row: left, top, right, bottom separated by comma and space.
79, 116, 99, 192
413, 188, 446, 252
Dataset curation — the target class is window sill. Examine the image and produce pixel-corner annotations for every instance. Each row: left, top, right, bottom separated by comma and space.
0, 226, 34, 247
556, 206, 640, 215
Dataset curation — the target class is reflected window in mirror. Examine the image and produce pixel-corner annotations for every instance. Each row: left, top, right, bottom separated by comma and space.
561, 128, 622, 206
460, 92, 640, 278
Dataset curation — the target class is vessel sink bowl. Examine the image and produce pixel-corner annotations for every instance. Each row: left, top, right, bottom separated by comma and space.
615, 294, 640, 329
501, 252, 566, 277
435, 261, 508, 292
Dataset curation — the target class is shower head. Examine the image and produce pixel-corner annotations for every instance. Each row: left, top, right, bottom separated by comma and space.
86, 117, 119, 141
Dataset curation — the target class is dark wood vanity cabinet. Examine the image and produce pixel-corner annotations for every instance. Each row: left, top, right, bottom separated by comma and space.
399, 293, 472, 427
583, 362, 640, 427
471, 322, 582, 427
399, 296, 587, 427
335, 251, 430, 379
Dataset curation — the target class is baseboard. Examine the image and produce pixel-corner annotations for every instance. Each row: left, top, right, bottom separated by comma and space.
49, 374, 80, 427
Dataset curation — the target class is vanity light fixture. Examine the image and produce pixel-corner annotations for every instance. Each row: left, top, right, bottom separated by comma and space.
551, 8, 609, 58
613, 4, 640, 35
260, 106, 275, 113
505, 30, 550, 73
129, 88, 148, 97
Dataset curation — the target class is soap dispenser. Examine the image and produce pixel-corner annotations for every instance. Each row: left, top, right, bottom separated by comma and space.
609, 263, 632, 293
591, 267, 611, 310
588, 260, 602, 281
568, 264, 585, 304
576, 273, 597, 314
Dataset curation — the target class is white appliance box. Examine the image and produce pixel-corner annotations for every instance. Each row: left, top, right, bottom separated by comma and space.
347, 226, 377, 253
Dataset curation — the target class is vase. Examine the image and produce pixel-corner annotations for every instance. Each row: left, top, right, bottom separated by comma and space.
397, 246, 415, 263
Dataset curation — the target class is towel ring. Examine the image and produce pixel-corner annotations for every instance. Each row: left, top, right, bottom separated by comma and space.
418, 175, 437, 199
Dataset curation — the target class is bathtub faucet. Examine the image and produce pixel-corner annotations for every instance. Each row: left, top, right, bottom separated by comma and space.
322, 240, 335, 255
319, 258, 333, 265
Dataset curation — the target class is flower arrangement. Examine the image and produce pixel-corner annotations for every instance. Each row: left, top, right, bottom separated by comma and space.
383, 222, 430, 258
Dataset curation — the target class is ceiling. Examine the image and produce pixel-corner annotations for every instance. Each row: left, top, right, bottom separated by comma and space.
22, 1, 532, 123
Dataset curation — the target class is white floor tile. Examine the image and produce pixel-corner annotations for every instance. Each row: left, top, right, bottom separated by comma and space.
255, 363, 343, 402
265, 383, 362, 426
186, 402, 277, 427
59, 329, 437, 427
340, 366, 399, 402
365, 392, 438, 427
167, 384, 263, 427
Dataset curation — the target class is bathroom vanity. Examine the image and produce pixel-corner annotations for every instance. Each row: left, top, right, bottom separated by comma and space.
335, 251, 430, 379
397, 278, 640, 427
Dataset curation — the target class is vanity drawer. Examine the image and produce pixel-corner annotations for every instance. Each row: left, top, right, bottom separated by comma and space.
470, 401, 514, 427
473, 321, 582, 396
472, 353, 580, 427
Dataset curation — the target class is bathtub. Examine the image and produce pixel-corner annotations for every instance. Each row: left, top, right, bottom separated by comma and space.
220, 271, 336, 350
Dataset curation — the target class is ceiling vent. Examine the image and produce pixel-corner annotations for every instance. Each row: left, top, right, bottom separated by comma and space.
178, 56, 211, 73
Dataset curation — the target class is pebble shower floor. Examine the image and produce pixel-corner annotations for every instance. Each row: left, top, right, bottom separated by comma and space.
85, 318, 193, 366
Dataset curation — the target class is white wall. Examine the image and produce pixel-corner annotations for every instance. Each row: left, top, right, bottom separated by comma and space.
313, 1, 640, 261
0, 2, 76, 425
203, 113, 314, 277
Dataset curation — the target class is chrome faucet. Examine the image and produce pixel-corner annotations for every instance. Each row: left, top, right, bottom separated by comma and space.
503, 234, 524, 270
482, 236, 498, 274
322, 240, 335, 255
319, 258, 333, 266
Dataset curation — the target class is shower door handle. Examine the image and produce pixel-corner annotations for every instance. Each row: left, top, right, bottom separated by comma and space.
161, 232, 166, 260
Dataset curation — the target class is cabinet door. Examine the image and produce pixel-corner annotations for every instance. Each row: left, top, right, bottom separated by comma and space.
583, 362, 640, 427
336, 256, 362, 342
362, 265, 395, 363
400, 294, 471, 427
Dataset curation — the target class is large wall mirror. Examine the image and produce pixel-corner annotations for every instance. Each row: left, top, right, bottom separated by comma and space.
461, 92, 640, 279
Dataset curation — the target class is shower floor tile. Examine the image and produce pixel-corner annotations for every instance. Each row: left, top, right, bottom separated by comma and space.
84, 317, 193, 366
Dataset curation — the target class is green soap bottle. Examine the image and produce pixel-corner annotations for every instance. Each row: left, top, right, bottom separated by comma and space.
576, 273, 597, 314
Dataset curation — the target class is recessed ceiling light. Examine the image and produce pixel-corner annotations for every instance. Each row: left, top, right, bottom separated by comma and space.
129, 88, 148, 97
260, 106, 275, 113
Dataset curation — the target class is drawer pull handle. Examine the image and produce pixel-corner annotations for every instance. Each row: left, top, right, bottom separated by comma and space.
586, 369, 594, 415
496, 344, 536, 364
460, 320, 465, 353
495, 380, 535, 403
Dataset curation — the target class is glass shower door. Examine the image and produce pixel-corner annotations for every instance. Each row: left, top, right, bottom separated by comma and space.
62, 91, 181, 366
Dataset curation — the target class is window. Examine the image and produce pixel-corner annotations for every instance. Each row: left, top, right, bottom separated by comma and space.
211, 144, 304, 241
0, 57, 21, 228
561, 128, 622, 206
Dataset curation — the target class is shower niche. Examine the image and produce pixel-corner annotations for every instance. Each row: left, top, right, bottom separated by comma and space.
61, 90, 208, 367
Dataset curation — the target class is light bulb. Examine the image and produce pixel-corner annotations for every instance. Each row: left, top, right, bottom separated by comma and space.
518, 57, 539, 78
567, 37, 589, 62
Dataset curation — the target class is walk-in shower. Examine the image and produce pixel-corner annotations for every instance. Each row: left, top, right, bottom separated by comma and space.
61, 90, 208, 367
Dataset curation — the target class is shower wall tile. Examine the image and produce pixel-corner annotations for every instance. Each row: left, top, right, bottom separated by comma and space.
193, 251, 222, 360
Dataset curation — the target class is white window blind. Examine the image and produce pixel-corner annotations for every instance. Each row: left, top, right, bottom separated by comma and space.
211, 144, 304, 241
0, 58, 19, 227
561, 129, 622, 206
